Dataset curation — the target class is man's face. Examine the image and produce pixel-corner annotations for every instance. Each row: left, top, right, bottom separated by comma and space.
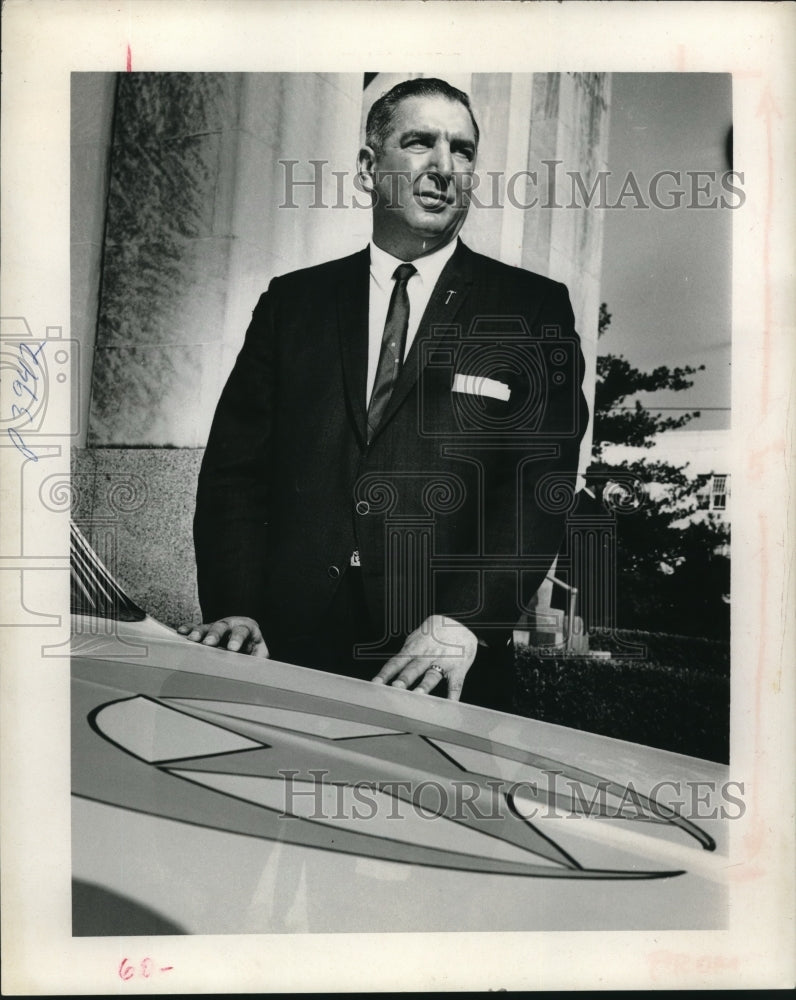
362, 94, 478, 257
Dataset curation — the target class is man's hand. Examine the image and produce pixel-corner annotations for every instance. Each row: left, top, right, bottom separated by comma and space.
371, 615, 478, 701
177, 616, 270, 658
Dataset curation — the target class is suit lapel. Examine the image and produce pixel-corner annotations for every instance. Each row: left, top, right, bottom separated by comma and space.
370, 240, 475, 442
336, 247, 371, 448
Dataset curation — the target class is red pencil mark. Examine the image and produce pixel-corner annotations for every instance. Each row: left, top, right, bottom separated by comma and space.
723, 863, 764, 885
118, 957, 173, 982
648, 949, 740, 983
742, 511, 769, 862
126, 44, 132, 72
756, 85, 781, 414
749, 438, 785, 478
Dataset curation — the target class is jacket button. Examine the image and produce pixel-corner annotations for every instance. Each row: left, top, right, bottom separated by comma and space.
327, 565, 340, 579
355, 500, 370, 515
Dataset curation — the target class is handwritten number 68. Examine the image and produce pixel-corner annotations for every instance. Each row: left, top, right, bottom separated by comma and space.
118, 957, 168, 981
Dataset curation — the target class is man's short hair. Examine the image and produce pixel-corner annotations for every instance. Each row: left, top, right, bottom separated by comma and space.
366, 77, 480, 154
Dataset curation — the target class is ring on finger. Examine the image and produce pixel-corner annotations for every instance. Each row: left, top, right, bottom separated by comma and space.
426, 663, 443, 675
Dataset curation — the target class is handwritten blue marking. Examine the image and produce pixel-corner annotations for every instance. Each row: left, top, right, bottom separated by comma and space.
5, 340, 45, 460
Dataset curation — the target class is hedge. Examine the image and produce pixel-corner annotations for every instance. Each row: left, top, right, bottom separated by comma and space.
513, 630, 730, 763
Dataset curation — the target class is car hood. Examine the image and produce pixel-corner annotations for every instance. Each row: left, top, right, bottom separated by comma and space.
72, 616, 730, 934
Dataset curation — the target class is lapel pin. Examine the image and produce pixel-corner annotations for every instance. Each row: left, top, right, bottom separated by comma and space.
444, 290, 457, 305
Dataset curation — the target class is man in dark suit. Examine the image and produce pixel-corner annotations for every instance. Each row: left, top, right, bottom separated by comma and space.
180, 77, 588, 711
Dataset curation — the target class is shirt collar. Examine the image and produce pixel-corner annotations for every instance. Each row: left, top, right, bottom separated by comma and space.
369, 238, 459, 291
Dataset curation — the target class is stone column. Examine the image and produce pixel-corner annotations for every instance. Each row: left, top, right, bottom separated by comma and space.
218, 74, 364, 404
71, 73, 116, 447
87, 73, 245, 448
87, 72, 364, 449
521, 72, 611, 471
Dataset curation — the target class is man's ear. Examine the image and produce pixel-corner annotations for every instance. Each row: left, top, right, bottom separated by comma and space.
357, 145, 377, 193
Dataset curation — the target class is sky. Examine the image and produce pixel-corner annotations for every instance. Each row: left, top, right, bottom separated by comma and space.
599, 73, 733, 432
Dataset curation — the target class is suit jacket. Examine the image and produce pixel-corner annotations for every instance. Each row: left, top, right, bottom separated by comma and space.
194, 240, 588, 662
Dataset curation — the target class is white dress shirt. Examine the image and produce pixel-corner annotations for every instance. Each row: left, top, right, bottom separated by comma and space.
366, 239, 458, 405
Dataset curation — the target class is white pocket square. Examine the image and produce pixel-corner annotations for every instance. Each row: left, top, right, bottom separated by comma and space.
452, 373, 511, 401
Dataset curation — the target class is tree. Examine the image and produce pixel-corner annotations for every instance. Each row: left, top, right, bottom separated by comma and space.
584, 304, 729, 638
592, 302, 705, 458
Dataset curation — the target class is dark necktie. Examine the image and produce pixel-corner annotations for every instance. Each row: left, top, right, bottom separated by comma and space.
367, 262, 417, 442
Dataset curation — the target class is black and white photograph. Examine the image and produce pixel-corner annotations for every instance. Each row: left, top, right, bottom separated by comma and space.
2, 1, 794, 993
